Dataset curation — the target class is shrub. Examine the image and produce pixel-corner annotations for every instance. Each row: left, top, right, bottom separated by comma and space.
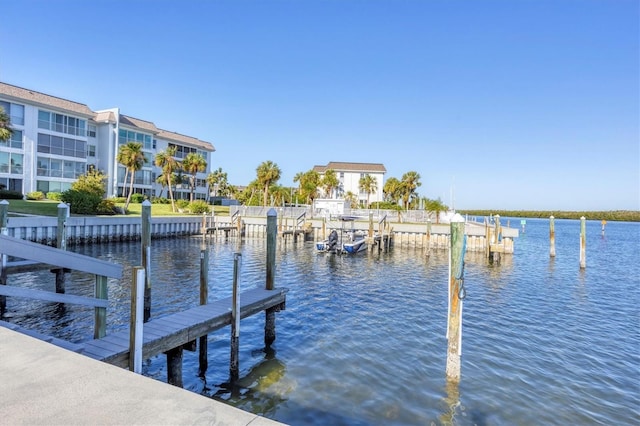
26, 191, 45, 201
176, 199, 189, 210
96, 199, 117, 215
0, 190, 23, 200
46, 192, 63, 201
151, 197, 170, 204
71, 169, 107, 197
112, 197, 126, 203
131, 193, 145, 203
61, 189, 102, 215
189, 200, 210, 214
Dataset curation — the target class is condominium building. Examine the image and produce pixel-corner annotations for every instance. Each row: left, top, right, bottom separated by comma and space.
0, 82, 215, 200
312, 161, 386, 205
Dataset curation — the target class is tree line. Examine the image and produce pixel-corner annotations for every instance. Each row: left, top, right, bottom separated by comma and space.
457, 209, 640, 222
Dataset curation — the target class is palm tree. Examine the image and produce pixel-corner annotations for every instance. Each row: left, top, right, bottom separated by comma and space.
401, 171, 422, 210
344, 191, 358, 208
0, 107, 13, 142
358, 174, 377, 208
383, 177, 403, 205
206, 167, 228, 200
322, 169, 339, 198
182, 152, 207, 202
256, 161, 281, 207
294, 169, 321, 204
155, 147, 181, 212
117, 142, 147, 210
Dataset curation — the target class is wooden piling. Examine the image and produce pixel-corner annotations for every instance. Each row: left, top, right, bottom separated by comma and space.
265, 208, 277, 347
166, 346, 183, 387
129, 267, 145, 373
94, 275, 107, 339
446, 214, 466, 382
142, 201, 151, 322
425, 219, 432, 257
230, 253, 241, 382
580, 216, 586, 269
549, 216, 556, 258
198, 249, 209, 377
54, 203, 68, 293
0, 200, 8, 314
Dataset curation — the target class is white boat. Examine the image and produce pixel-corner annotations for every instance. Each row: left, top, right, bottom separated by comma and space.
341, 230, 367, 254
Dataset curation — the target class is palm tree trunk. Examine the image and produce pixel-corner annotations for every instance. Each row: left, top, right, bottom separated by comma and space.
168, 183, 176, 213
124, 172, 135, 210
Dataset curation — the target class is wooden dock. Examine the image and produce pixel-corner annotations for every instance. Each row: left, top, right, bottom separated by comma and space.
80, 287, 287, 368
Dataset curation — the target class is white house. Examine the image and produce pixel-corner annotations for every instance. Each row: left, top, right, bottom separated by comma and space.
312, 161, 386, 205
0, 82, 215, 200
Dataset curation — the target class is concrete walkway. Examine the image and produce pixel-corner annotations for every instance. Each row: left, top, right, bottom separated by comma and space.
0, 327, 286, 425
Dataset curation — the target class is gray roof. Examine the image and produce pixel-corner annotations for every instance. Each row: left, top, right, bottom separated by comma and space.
0, 82, 94, 117
313, 161, 387, 173
119, 115, 159, 133
156, 129, 215, 152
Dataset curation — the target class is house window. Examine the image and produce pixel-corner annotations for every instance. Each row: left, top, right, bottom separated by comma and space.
88, 124, 97, 138
118, 129, 152, 149
88, 145, 96, 157
0, 152, 23, 174
37, 133, 87, 158
0, 129, 23, 149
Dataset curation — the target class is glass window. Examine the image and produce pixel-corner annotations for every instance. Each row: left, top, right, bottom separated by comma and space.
10, 153, 23, 174
50, 159, 63, 177
10, 130, 23, 149
88, 125, 97, 138
37, 157, 49, 176
88, 145, 96, 157
0, 152, 8, 172
38, 110, 50, 129
51, 136, 64, 155
0, 101, 24, 126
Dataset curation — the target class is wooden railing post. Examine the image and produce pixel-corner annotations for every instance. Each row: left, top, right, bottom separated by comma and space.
198, 249, 209, 377
129, 267, 145, 373
0, 200, 8, 314
265, 208, 277, 347
142, 200, 151, 322
94, 275, 107, 339
446, 214, 466, 382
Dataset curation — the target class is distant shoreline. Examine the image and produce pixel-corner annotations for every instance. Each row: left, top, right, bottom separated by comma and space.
457, 210, 640, 222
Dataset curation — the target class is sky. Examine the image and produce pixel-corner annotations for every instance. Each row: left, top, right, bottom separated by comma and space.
1, 0, 638, 211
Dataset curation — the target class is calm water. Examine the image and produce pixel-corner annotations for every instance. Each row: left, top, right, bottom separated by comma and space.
4, 218, 640, 425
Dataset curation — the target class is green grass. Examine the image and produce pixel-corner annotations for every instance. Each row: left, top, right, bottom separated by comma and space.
3, 199, 230, 217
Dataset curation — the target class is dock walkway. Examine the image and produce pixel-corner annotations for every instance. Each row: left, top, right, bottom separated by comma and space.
0, 326, 284, 425
81, 287, 288, 368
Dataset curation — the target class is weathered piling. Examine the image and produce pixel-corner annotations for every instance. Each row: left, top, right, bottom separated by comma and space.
425, 219, 432, 257
601, 219, 606, 236
142, 201, 151, 322
265, 208, 277, 347
198, 249, 209, 377
129, 266, 145, 373
549, 216, 556, 257
53, 203, 68, 293
446, 214, 466, 381
230, 253, 241, 381
0, 200, 8, 314
580, 216, 586, 269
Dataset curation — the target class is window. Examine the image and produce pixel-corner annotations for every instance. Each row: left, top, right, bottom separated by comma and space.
88, 125, 97, 138
0, 152, 23, 174
0, 101, 24, 126
37, 180, 72, 194
38, 110, 87, 137
88, 145, 96, 157
36, 156, 85, 179
0, 178, 22, 192
37, 133, 86, 158
0, 129, 22, 149
119, 129, 152, 149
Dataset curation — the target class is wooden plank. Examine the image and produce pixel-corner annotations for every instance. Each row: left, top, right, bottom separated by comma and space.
0, 285, 108, 308
0, 234, 122, 278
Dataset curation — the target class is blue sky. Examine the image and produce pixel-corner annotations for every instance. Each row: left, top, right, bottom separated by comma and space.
1, 0, 638, 211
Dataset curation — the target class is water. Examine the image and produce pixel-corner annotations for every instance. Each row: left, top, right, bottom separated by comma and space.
4, 218, 640, 425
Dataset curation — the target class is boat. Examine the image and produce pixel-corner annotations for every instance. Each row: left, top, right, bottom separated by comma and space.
341, 230, 367, 254
316, 229, 340, 253
316, 216, 368, 255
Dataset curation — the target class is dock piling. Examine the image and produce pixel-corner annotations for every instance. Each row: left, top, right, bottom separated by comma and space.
580, 216, 586, 269
230, 253, 241, 381
549, 216, 556, 257
129, 267, 145, 373
142, 201, 151, 322
53, 203, 68, 293
446, 214, 466, 381
198, 249, 209, 377
265, 208, 277, 348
